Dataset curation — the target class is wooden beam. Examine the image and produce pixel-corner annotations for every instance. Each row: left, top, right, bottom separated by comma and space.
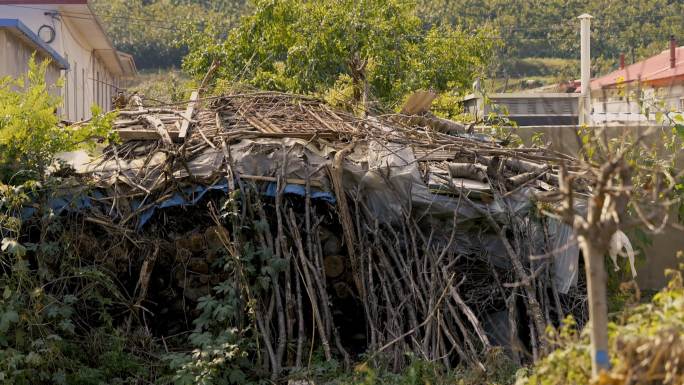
142, 115, 173, 145
116, 129, 179, 142
178, 91, 199, 141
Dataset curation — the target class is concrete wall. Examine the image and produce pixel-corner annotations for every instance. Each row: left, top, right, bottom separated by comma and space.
487, 96, 578, 117
0, 5, 121, 121
517, 125, 684, 290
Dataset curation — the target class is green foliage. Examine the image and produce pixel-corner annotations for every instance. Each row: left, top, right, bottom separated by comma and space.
91, 0, 249, 69
162, 192, 285, 385
334, 350, 517, 385
165, 329, 254, 385
417, 0, 684, 75
127, 70, 195, 105
0, 57, 117, 182
517, 265, 684, 385
180, 0, 498, 106
430, 92, 469, 120
0, 182, 145, 384
0, 58, 149, 384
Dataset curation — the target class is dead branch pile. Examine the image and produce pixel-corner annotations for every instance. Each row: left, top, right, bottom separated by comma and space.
64, 91, 591, 377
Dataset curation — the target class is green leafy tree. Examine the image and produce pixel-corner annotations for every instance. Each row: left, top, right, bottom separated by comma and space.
181, 0, 497, 106
0, 58, 116, 182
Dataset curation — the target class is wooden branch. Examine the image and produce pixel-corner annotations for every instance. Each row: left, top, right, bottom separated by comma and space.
239, 174, 323, 188
328, 142, 363, 296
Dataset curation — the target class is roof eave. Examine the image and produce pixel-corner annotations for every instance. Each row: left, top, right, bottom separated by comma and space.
85, 2, 126, 75
0, 18, 69, 70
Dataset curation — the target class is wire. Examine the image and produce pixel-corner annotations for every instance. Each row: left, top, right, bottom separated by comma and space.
6, 3, 680, 41
0, 4, 196, 31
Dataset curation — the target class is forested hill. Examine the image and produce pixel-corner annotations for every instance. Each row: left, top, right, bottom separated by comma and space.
418, 0, 684, 66
93, 0, 684, 74
90, 0, 250, 69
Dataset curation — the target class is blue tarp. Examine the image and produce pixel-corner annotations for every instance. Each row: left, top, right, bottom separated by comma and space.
28, 180, 335, 230
21, 190, 103, 220
136, 181, 334, 228
263, 183, 336, 203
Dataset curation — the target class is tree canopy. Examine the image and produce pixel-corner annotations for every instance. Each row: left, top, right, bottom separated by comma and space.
92, 0, 684, 78
181, 0, 497, 106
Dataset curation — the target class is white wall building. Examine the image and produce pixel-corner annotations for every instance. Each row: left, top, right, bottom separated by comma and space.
590, 38, 684, 124
0, 0, 136, 122
462, 93, 579, 126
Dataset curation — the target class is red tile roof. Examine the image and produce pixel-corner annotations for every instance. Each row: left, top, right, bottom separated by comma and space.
591, 46, 684, 89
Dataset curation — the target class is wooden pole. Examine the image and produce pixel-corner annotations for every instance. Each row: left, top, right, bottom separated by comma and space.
578, 14, 592, 126
579, 235, 611, 377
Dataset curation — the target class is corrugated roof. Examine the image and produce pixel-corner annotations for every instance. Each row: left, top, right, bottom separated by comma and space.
591, 46, 684, 89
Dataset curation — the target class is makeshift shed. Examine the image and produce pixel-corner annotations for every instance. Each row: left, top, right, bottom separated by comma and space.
56, 91, 588, 375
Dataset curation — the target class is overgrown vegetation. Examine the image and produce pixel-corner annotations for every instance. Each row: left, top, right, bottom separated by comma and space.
0, 60, 140, 384
0, 59, 116, 182
517, 260, 684, 385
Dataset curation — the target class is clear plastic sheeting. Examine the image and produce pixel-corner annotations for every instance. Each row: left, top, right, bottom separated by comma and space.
547, 219, 580, 294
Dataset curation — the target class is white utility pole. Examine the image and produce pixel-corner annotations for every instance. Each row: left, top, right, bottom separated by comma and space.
579, 14, 592, 125
579, 13, 610, 377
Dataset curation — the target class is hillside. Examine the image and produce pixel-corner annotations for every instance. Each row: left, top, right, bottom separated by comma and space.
417, 0, 684, 76
90, 0, 249, 69
93, 0, 684, 77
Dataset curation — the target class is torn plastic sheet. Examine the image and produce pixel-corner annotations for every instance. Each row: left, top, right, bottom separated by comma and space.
263, 183, 336, 204
609, 230, 637, 278
547, 219, 580, 294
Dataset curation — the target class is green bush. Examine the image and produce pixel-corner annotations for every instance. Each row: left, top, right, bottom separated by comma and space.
0, 57, 116, 182
516, 262, 684, 385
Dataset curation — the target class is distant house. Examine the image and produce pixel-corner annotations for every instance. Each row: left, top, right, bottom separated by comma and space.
0, 0, 136, 122
462, 92, 579, 126
590, 37, 683, 123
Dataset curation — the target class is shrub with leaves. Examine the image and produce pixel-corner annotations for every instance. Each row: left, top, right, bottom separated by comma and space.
0, 58, 147, 384
517, 261, 684, 385
0, 57, 117, 182
0, 181, 149, 384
